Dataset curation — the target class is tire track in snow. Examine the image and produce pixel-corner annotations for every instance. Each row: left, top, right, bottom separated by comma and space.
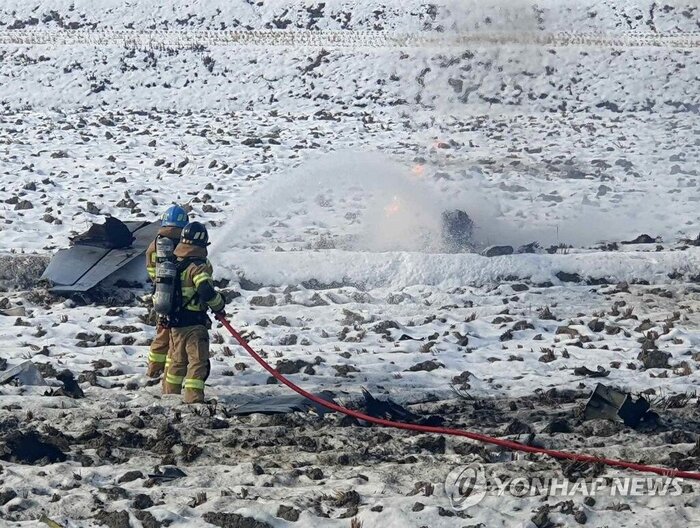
0, 29, 699, 49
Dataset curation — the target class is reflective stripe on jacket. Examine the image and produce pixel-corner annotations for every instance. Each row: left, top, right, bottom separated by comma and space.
179, 260, 225, 313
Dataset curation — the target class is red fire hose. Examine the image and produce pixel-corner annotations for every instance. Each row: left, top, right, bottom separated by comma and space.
216, 315, 700, 480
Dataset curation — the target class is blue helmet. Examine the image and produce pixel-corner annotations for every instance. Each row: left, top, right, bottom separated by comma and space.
161, 205, 189, 228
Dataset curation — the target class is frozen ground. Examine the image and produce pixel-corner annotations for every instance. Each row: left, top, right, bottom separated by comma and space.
0, 1, 699, 527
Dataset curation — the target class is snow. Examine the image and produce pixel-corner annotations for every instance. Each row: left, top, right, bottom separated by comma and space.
227, 247, 700, 289
1, 0, 699, 33
1, 37, 698, 114
0, 1, 699, 527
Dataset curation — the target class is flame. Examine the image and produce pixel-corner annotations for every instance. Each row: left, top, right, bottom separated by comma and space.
384, 196, 402, 217
411, 164, 425, 178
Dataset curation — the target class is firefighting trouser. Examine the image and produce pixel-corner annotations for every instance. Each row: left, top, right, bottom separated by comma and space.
162, 325, 210, 404
146, 324, 170, 377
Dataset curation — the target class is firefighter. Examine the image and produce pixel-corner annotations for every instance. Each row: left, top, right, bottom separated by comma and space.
163, 221, 226, 403
145, 205, 189, 378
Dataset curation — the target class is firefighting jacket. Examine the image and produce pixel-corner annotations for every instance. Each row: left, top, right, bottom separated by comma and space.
180, 260, 225, 312
169, 244, 225, 327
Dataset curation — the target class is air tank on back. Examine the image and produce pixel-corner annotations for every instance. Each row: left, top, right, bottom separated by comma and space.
153, 236, 176, 317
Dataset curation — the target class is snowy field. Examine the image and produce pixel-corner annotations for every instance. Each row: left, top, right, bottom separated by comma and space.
1, 1, 700, 527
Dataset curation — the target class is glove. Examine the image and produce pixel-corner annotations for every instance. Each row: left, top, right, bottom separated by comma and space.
213, 308, 226, 320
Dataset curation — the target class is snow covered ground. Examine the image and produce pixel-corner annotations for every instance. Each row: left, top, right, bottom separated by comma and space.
0, 1, 699, 527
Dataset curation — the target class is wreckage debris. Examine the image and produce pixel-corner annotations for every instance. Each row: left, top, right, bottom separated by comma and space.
0, 305, 27, 317
148, 466, 187, 482
583, 383, 651, 427
482, 245, 514, 257
360, 388, 417, 422
41, 219, 159, 293
230, 392, 337, 416
680, 233, 700, 246
359, 388, 444, 426
0, 361, 46, 386
70, 216, 134, 249
517, 242, 541, 254
48, 370, 85, 399
39, 514, 65, 528
622, 234, 659, 244
573, 366, 610, 378
441, 209, 474, 251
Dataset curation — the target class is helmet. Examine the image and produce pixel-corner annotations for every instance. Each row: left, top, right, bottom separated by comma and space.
180, 221, 209, 247
161, 205, 189, 228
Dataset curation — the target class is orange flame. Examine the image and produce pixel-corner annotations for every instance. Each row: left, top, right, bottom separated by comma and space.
384, 196, 402, 217
411, 164, 425, 177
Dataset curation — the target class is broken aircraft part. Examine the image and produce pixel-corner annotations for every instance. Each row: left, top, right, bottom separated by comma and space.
41, 220, 159, 293
441, 209, 475, 252
47, 370, 85, 399
39, 514, 66, 528
0, 306, 27, 317
148, 466, 187, 481
359, 388, 445, 426
70, 216, 135, 249
583, 383, 651, 427
0, 361, 47, 386
229, 391, 337, 416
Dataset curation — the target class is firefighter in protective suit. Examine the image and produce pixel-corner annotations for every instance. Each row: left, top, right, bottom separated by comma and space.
163, 221, 226, 403
146, 205, 189, 377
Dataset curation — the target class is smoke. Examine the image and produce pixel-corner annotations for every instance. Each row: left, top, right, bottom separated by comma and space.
212, 151, 454, 253
211, 150, 680, 258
